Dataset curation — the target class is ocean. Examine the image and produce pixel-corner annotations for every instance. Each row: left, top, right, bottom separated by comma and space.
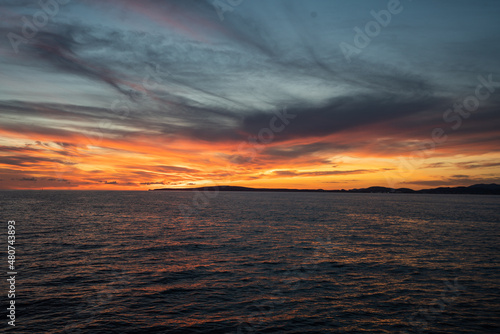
1, 190, 499, 333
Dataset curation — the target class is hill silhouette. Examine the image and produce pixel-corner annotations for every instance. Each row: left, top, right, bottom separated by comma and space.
152, 183, 500, 195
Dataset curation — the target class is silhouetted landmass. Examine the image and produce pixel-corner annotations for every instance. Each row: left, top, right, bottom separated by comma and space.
348, 186, 416, 193
417, 183, 500, 195
152, 185, 327, 192
152, 183, 500, 195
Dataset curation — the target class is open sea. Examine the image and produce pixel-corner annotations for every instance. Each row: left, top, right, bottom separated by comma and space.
1, 190, 499, 333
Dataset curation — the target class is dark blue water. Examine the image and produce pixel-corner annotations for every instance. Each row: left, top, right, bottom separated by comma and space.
1, 191, 499, 333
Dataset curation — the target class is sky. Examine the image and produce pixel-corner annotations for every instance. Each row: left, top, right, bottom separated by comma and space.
0, 0, 499, 190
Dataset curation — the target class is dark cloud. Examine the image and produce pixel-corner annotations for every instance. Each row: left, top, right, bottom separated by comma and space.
238, 93, 447, 146
422, 162, 452, 169
18, 177, 37, 181
0, 145, 38, 153
0, 155, 77, 166
273, 169, 375, 177
456, 161, 500, 169
11, 177, 71, 183
262, 142, 342, 158
20, 25, 134, 97
150, 165, 200, 173
46, 178, 70, 182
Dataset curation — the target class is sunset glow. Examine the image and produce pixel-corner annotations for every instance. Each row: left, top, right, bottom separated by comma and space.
1, 0, 499, 190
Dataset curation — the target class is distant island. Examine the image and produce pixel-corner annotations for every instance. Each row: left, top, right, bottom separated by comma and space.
151, 183, 500, 195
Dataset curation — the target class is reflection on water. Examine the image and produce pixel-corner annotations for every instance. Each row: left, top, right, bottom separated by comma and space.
2, 191, 499, 333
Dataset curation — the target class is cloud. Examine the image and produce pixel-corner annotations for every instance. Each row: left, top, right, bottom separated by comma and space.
2, 3, 497, 152
273, 169, 375, 177
12, 22, 137, 97
241, 94, 446, 142
0, 0, 499, 190
456, 161, 500, 169
18, 177, 37, 181
149, 165, 200, 173
0, 145, 38, 153
262, 142, 344, 158
0, 155, 77, 166
46, 178, 70, 182
422, 162, 451, 169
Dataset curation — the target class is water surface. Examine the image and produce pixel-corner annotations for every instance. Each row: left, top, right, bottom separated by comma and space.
2, 191, 499, 333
